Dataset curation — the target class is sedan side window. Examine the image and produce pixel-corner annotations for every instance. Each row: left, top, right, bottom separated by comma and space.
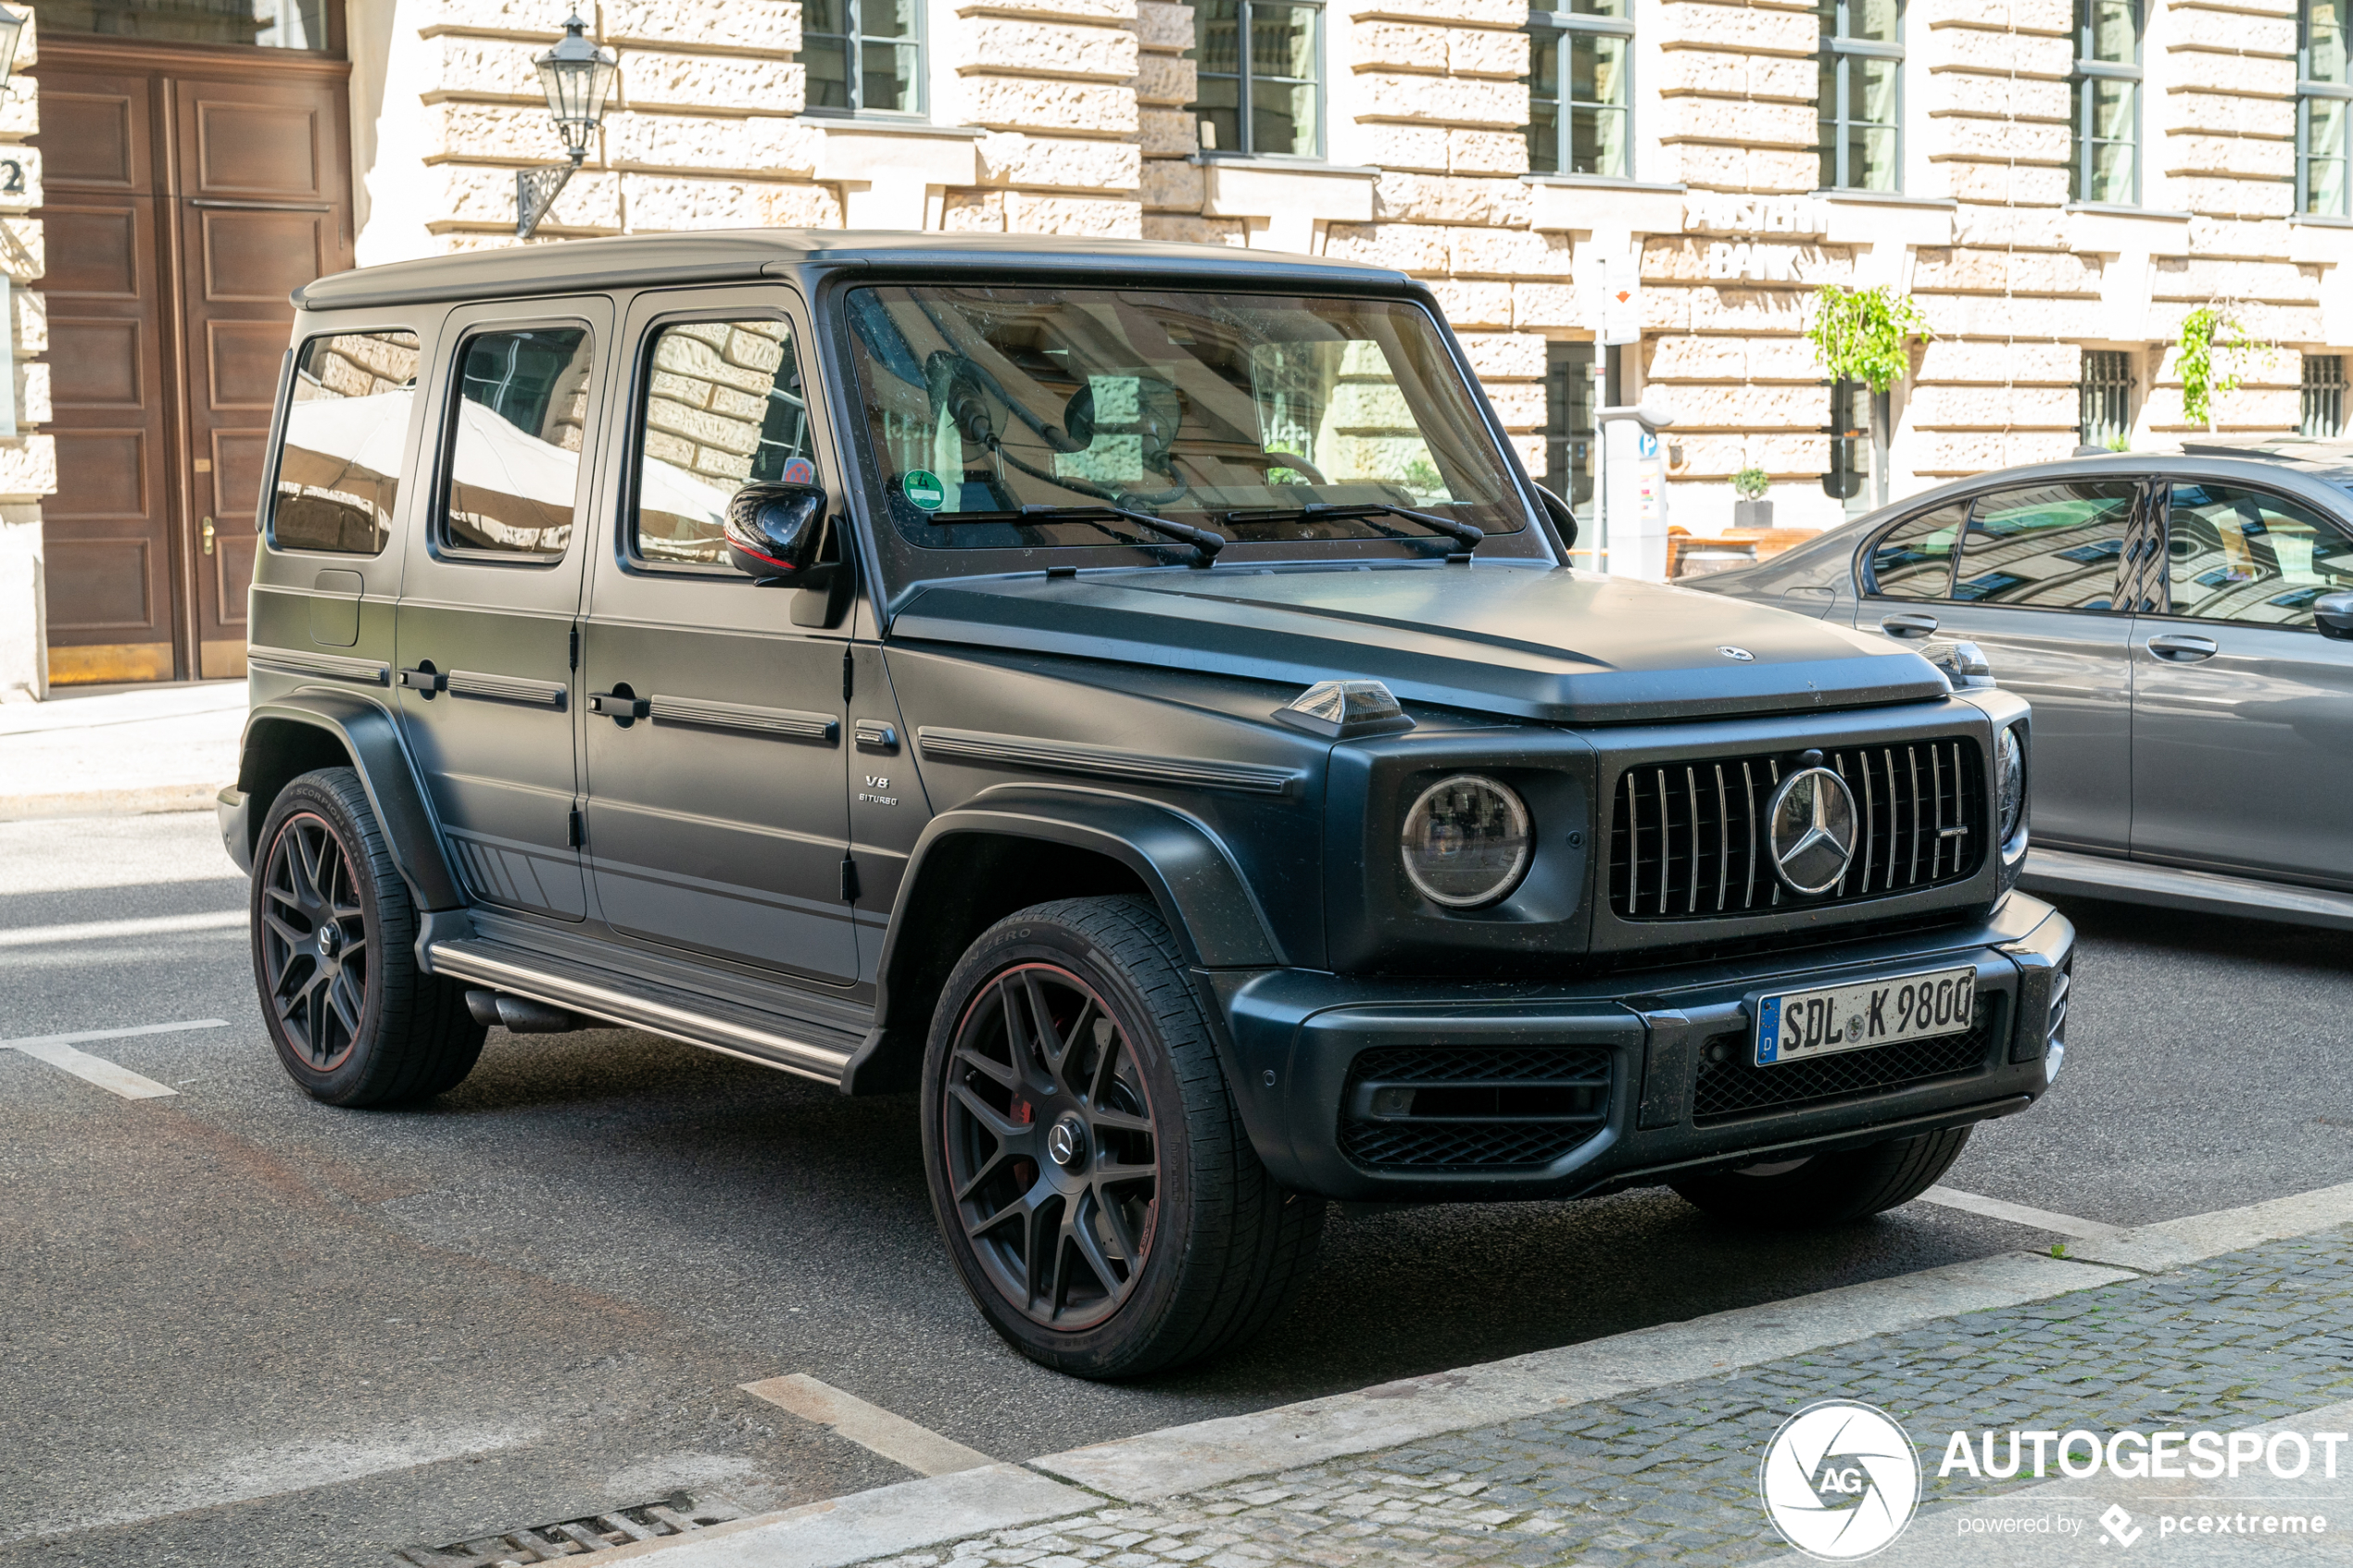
1866, 503, 1966, 599
1952, 482, 2136, 608
634, 318, 818, 569
2166, 483, 2353, 628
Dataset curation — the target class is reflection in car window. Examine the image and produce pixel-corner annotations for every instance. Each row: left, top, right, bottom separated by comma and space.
272, 330, 420, 556
1867, 503, 1965, 599
2167, 483, 2353, 628
1952, 482, 2135, 608
633, 318, 816, 568
442, 327, 594, 558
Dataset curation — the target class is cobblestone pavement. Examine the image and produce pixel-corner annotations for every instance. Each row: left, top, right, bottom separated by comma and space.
861, 1229, 2353, 1568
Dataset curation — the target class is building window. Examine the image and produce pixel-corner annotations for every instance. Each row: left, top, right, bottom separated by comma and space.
2304, 354, 2347, 435
2302, 1, 2353, 216
804, 0, 924, 117
1526, 2, 1633, 179
2080, 349, 2135, 448
35, 0, 334, 48
1195, 0, 1324, 157
1818, 0, 1901, 191
2071, 0, 2142, 204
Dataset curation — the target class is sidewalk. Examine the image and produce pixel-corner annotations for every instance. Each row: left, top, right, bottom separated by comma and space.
582, 1185, 2353, 1568
0, 682, 245, 821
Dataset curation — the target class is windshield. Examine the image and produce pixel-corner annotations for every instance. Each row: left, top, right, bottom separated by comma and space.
837, 284, 1540, 586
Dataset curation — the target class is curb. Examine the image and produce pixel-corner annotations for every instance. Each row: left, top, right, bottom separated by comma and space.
0, 785, 223, 822
555, 1180, 2353, 1568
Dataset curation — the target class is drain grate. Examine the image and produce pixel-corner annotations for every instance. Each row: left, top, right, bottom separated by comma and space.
394, 1490, 747, 1565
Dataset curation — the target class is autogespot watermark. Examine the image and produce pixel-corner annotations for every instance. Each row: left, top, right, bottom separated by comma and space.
1760, 1411, 2347, 1558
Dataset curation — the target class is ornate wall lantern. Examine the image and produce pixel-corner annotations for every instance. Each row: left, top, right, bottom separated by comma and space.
0, 6, 28, 99
515, 12, 618, 239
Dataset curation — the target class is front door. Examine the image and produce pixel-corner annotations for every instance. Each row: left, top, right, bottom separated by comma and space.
393, 304, 607, 922
33, 40, 353, 684
1856, 479, 2142, 854
2132, 477, 2353, 887
577, 290, 858, 985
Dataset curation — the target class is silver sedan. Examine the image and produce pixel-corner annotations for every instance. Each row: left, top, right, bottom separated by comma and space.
1684, 450, 2353, 928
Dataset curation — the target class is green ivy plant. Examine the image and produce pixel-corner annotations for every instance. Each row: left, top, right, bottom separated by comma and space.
2177, 305, 2270, 430
1732, 465, 1770, 501
1806, 284, 1931, 393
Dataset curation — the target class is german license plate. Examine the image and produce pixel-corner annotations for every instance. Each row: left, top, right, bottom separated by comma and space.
1755, 966, 1976, 1067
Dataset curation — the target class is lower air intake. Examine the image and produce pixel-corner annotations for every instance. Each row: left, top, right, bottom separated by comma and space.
1339, 1044, 1612, 1171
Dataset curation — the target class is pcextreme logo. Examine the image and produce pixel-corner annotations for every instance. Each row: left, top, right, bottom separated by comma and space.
1760, 1400, 1924, 1561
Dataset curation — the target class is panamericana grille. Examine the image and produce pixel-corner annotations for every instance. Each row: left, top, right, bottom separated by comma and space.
1608, 739, 1984, 921
1691, 997, 1999, 1123
1339, 1044, 1612, 1172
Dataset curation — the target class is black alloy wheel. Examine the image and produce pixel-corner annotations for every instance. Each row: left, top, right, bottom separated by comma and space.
259, 810, 371, 1073
941, 962, 1161, 1332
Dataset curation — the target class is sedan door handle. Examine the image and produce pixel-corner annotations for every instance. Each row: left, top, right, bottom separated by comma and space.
1881, 611, 1941, 638
2145, 633, 2220, 662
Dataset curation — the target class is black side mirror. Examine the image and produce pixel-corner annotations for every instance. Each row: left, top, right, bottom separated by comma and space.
724, 482, 827, 582
2315, 589, 2353, 641
1531, 483, 1579, 549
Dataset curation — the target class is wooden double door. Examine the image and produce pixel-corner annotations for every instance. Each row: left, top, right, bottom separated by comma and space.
35, 40, 353, 684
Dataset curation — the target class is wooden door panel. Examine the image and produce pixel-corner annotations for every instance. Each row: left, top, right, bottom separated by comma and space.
48, 320, 145, 408
200, 208, 328, 301
206, 320, 288, 410
193, 99, 325, 197
46, 431, 151, 520
39, 78, 152, 192
40, 207, 145, 297
213, 430, 270, 518
47, 537, 154, 628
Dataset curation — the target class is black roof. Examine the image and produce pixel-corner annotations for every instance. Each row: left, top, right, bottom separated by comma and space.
295, 229, 1411, 310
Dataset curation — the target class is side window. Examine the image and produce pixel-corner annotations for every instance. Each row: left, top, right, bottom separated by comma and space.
2166, 482, 2353, 627
441, 326, 594, 558
272, 330, 420, 556
1952, 481, 2136, 608
634, 318, 816, 568
1866, 502, 1966, 599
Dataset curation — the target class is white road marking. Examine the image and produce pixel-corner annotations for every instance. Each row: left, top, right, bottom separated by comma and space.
0, 909, 245, 947
741, 1374, 995, 1477
0, 1019, 228, 1100
1917, 1185, 2120, 1239
0, 1424, 538, 1547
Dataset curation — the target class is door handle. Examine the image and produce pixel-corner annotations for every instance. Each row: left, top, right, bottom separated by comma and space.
588, 687, 648, 724
1881, 610, 1940, 638
2145, 632, 2220, 662
397, 663, 445, 695
200, 517, 215, 556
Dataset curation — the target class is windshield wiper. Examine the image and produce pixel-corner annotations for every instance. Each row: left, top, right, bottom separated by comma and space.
1223, 501, 1484, 553
929, 503, 1227, 563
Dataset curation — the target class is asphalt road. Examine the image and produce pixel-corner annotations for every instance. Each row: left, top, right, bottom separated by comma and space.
5, 810, 2349, 1566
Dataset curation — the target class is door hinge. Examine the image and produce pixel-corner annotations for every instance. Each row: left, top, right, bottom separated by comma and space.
841, 645, 854, 702
840, 854, 861, 904
568, 808, 585, 848
569, 626, 580, 671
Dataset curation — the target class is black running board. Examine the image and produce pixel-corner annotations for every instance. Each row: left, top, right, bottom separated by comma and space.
428, 936, 854, 1086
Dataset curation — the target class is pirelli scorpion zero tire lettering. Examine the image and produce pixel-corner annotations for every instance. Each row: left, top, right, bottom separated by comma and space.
251, 766, 485, 1107
1667, 1125, 1972, 1229
921, 896, 1325, 1380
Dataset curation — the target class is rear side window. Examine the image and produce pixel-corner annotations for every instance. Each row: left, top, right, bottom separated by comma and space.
1866, 503, 1965, 598
1952, 482, 2136, 608
271, 330, 420, 556
441, 326, 594, 558
633, 317, 815, 568
2167, 482, 2353, 627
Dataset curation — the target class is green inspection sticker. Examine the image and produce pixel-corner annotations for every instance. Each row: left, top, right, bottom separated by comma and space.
902, 469, 947, 512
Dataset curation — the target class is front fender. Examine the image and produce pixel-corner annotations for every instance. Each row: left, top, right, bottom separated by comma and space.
237, 692, 464, 910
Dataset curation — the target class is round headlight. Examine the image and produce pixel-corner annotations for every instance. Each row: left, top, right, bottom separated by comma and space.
1401, 774, 1532, 909
1996, 726, 2025, 844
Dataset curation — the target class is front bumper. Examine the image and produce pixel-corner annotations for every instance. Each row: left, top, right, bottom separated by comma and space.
1202, 893, 2073, 1203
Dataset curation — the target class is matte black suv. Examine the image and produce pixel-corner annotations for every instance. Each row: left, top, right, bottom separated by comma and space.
220, 232, 2070, 1378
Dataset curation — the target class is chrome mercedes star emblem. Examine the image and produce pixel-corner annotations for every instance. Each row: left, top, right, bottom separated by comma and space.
1047, 1113, 1087, 1169
1767, 767, 1860, 895
1718, 645, 1755, 661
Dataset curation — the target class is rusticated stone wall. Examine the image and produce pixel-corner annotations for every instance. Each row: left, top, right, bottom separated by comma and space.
0, 12, 52, 700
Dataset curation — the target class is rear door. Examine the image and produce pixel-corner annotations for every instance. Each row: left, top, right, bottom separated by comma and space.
393, 302, 608, 922
1856, 479, 2142, 854
575, 288, 858, 984
2132, 478, 2353, 886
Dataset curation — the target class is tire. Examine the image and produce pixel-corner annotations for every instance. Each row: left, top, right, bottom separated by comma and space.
920, 896, 1324, 1379
1668, 1125, 1972, 1229
250, 767, 484, 1107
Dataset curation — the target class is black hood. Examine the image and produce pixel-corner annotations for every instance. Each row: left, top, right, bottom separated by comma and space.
889, 564, 1949, 723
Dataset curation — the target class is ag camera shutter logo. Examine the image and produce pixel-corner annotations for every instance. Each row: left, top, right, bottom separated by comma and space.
1759, 1400, 1922, 1560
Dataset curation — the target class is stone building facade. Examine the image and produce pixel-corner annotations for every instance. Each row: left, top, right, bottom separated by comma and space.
15, 0, 2353, 684
2, 10, 51, 702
